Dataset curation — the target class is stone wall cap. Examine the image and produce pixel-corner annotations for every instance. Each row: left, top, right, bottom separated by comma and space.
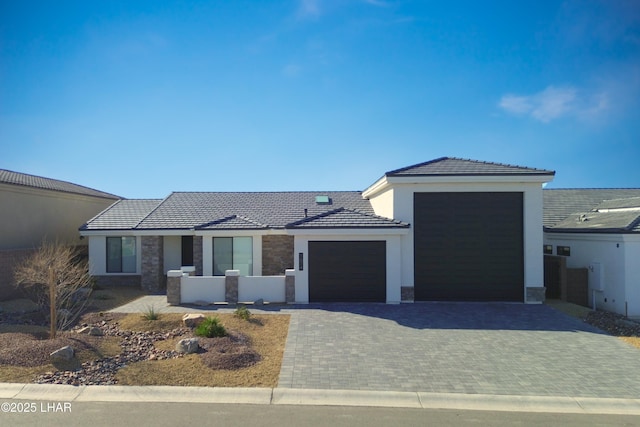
167, 270, 183, 277
285, 269, 296, 276
225, 270, 240, 276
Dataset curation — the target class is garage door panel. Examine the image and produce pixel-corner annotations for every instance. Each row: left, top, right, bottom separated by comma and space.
309, 241, 386, 303
414, 192, 523, 302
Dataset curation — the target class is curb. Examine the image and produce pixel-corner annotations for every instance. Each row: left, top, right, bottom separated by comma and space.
2, 383, 640, 415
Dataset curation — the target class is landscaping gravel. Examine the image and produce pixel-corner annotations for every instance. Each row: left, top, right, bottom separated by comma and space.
35, 321, 191, 386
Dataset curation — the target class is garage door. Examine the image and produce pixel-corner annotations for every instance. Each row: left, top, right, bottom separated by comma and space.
414, 192, 523, 302
309, 241, 386, 302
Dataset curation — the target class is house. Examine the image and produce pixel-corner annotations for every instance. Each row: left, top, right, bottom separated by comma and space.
79, 157, 555, 304
543, 189, 640, 318
0, 169, 120, 299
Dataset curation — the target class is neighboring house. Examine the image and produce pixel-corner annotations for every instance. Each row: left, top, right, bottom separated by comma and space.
544, 189, 640, 318
80, 157, 555, 304
0, 169, 120, 300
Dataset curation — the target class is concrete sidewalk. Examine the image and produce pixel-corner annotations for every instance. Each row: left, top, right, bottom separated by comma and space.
2, 383, 640, 415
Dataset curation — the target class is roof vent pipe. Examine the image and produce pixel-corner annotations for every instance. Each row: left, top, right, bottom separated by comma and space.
304, 208, 308, 218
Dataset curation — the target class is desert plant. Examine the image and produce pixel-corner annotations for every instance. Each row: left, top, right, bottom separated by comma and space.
234, 305, 251, 321
142, 305, 160, 321
194, 317, 227, 338
13, 241, 93, 334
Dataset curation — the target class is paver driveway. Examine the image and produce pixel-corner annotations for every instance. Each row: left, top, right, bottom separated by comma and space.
277, 303, 640, 398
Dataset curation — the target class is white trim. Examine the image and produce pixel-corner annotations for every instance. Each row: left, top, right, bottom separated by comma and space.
363, 174, 553, 199
285, 228, 409, 236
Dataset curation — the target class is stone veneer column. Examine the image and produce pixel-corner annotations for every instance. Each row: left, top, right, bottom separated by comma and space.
225, 270, 239, 304
166, 270, 183, 305
285, 269, 295, 303
141, 236, 164, 293
401, 286, 414, 302
193, 236, 203, 276
526, 286, 546, 304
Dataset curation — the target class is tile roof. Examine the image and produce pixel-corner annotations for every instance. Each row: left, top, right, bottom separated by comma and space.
0, 169, 120, 199
195, 215, 269, 230
86, 191, 390, 231
549, 211, 640, 233
80, 199, 163, 230
386, 157, 555, 177
543, 189, 640, 228
596, 196, 640, 211
286, 208, 409, 229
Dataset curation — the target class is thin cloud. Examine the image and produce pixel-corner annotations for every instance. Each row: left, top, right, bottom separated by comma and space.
498, 85, 609, 123
282, 63, 302, 77
297, 0, 321, 19
363, 0, 391, 6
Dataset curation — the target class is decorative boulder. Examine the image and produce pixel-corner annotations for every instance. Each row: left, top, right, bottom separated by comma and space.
77, 326, 103, 336
50, 346, 74, 362
253, 298, 264, 306
176, 338, 199, 354
88, 326, 104, 336
182, 313, 206, 327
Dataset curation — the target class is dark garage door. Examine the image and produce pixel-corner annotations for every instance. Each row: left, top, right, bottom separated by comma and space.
414, 192, 523, 302
309, 241, 386, 302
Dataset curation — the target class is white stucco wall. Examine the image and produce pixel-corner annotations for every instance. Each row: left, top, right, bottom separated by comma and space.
0, 183, 117, 250
624, 236, 640, 318
545, 233, 640, 317
367, 180, 547, 300
87, 235, 142, 275
292, 232, 405, 304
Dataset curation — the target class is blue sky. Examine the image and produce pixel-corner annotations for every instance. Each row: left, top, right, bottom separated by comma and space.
1, 0, 639, 199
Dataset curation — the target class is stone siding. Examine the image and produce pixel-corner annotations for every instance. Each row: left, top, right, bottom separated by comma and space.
285, 270, 295, 303
193, 236, 203, 276
526, 286, 546, 304
262, 235, 294, 276
225, 274, 238, 304
141, 236, 164, 293
401, 286, 414, 302
166, 272, 181, 305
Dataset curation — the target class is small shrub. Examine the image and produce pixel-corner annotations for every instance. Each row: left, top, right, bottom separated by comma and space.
234, 305, 251, 321
141, 305, 160, 321
194, 317, 227, 338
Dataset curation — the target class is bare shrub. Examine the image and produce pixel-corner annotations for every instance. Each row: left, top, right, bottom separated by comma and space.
13, 241, 93, 332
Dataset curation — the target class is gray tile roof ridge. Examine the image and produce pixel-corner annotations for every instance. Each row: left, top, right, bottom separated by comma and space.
80, 198, 163, 231
80, 199, 123, 230
167, 190, 365, 194
342, 207, 410, 226
195, 214, 269, 230
285, 207, 409, 228
0, 168, 121, 199
386, 156, 555, 176
132, 194, 172, 229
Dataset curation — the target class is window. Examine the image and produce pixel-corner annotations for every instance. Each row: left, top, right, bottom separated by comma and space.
557, 246, 571, 256
213, 237, 253, 276
543, 245, 553, 255
107, 237, 136, 273
181, 236, 194, 266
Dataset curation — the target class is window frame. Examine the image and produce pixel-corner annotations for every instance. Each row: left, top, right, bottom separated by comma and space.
212, 236, 253, 276
106, 236, 137, 273
557, 245, 571, 257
